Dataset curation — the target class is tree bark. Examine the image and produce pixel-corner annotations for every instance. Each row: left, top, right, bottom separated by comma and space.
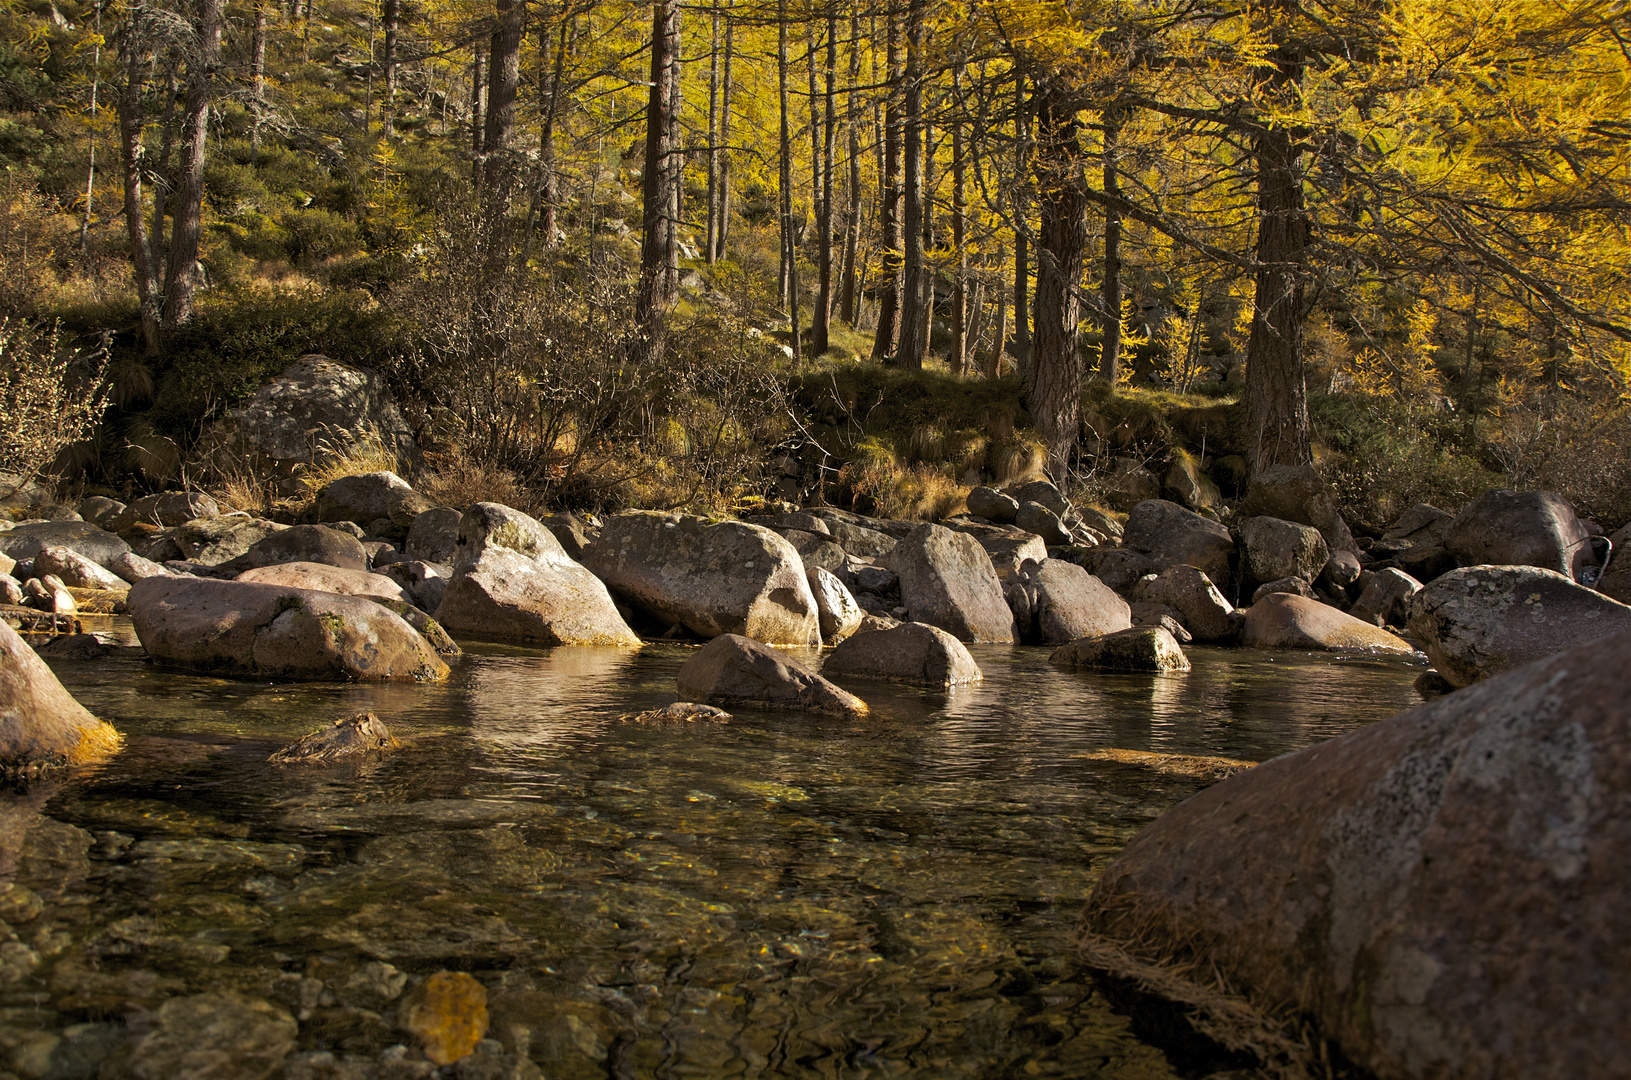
380, 0, 398, 137
706, 1, 721, 264
636, 0, 681, 361
1244, 44, 1313, 478
536, 15, 570, 249
1098, 107, 1123, 384
1012, 70, 1031, 364
777, 0, 800, 364
714, 3, 734, 260
250, 0, 267, 149
664, 3, 683, 303
839, 6, 861, 326
895, 0, 925, 369
1025, 79, 1089, 481
162, 0, 223, 332
117, 17, 161, 354
812, 11, 836, 355
952, 65, 968, 375
483, 0, 525, 211
869, 9, 903, 362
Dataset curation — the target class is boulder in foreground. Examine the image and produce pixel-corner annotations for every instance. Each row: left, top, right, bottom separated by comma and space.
677, 633, 866, 716
1, 619, 121, 769
1242, 593, 1415, 653
891, 523, 1015, 643
823, 621, 982, 687
129, 576, 449, 682
1049, 627, 1189, 673
1083, 628, 1631, 1080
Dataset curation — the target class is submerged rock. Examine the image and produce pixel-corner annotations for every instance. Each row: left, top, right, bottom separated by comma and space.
1049, 627, 1190, 673
1, 619, 121, 770
1082, 628, 1631, 1080
1405, 564, 1631, 687
270, 712, 400, 764
128, 992, 298, 1080
398, 971, 490, 1067
620, 701, 733, 723
822, 621, 983, 687
677, 634, 867, 716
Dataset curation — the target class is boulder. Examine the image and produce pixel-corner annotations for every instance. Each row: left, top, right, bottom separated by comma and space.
108, 551, 175, 584
1393, 544, 1457, 583
891, 523, 1016, 643
108, 491, 220, 534
1076, 505, 1123, 542
676, 633, 867, 716
0, 551, 11, 577
216, 355, 417, 472
538, 512, 599, 561
1239, 463, 1359, 561
1073, 548, 1161, 596
766, 511, 832, 536
781, 530, 848, 576
1007, 559, 1131, 645
1102, 458, 1163, 512
1320, 548, 1364, 591
76, 496, 123, 527
1082, 628, 1631, 1080
436, 505, 639, 646
28, 575, 77, 614
1122, 500, 1234, 590
33, 546, 129, 592
1136, 565, 1238, 642
1128, 602, 1193, 643
807, 567, 863, 642
1163, 455, 1221, 512
1011, 479, 1070, 517
315, 471, 424, 528
1049, 627, 1190, 673
1242, 593, 1415, 653
582, 512, 820, 646
1405, 564, 1631, 687
1382, 503, 1452, 548
269, 712, 399, 764
816, 518, 898, 559
1444, 488, 1595, 580
128, 576, 450, 682
1348, 568, 1423, 628
222, 525, 371, 574
236, 562, 407, 603
848, 564, 898, 597
1, 619, 122, 767
169, 516, 287, 566
0, 522, 130, 569
979, 531, 1050, 583
1238, 516, 1329, 586
966, 486, 1019, 523
406, 507, 463, 564
0, 573, 23, 606
1250, 576, 1316, 604
822, 621, 983, 687
1013, 501, 1071, 545
382, 560, 450, 614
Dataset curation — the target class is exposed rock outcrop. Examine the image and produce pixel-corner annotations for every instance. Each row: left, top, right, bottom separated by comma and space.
676, 633, 867, 716
891, 523, 1015, 643
822, 621, 983, 687
1242, 593, 1415, 653
1, 619, 122, 768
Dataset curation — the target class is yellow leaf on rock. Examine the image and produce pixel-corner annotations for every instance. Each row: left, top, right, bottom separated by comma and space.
399, 970, 489, 1066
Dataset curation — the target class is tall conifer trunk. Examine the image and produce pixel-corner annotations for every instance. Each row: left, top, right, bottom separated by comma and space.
162, 0, 222, 331
869, 11, 903, 362
895, 0, 925, 369
637, 0, 682, 362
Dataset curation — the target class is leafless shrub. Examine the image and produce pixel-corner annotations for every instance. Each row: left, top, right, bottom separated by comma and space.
0, 320, 112, 499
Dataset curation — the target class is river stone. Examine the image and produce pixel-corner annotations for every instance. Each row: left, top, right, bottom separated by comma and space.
406, 507, 463, 564
1, 573, 25, 606
781, 530, 848, 576
1122, 500, 1234, 590
1405, 564, 1631, 688
1162, 454, 1221, 512
676, 633, 867, 716
109, 491, 220, 534
0, 522, 130, 569
891, 523, 1015, 643
582, 512, 820, 646
129, 991, 298, 1080
813, 517, 898, 559
1250, 576, 1316, 604
236, 562, 407, 604
218, 355, 417, 470
32, 546, 129, 592
1083, 628, 1631, 1080
1238, 463, 1360, 562
822, 621, 982, 687
221, 525, 371, 574
1393, 544, 1458, 584
978, 531, 1050, 583
169, 516, 287, 566
77, 496, 123, 527
538, 511, 598, 561
382, 560, 450, 614
766, 510, 832, 536
1238, 516, 1329, 586
966, 486, 1019, 523
1242, 593, 1415, 653
1349, 568, 1423, 627
1073, 548, 1161, 596
128, 576, 449, 682
1383, 502, 1452, 548
807, 567, 864, 642
1049, 627, 1190, 673
108, 551, 175, 584
30, 575, 76, 614
270, 712, 399, 764
1136, 565, 1237, 642
1011, 479, 1070, 517
399, 971, 490, 1067
1007, 559, 1131, 645
437, 546, 640, 646
315, 471, 419, 527
1, 619, 121, 768
1013, 501, 1070, 545
1320, 548, 1364, 591
1444, 488, 1595, 580
1128, 602, 1193, 643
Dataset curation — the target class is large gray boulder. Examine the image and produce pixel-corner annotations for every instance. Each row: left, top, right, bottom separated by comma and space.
891, 523, 1015, 643
807, 566, 863, 643
1406, 565, 1631, 687
214, 355, 417, 472
33, 546, 128, 592
1, 619, 122, 767
1443, 489, 1595, 580
582, 512, 820, 646
1049, 626, 1190, 673
108, 551, 176, 584
1242, 593, 1415, 653
315, 471, 427, 529
1348, 568, 1423, 627
1013, 501, 1071, 546
1382, 503, 1452, 548
380, 560, 449, 615
1136, 564, 1238, 642
822, 621, 982, 688
1082, 628, 1631, 1080
108, 491, 220, 534
435, 504, 639, 646
0, 522, 130, 569
1006, 559, 1131, 645
168, 516, 287, 566
676, 633, 867, 716
1122, 500, 1234, 590
406, 507, 464, 564
221, 525, 371, 574
128, 576, 449, 682
236, 562, 407, 604
1239, 463, 1360, 561
966, 486, 1019, 523
1238, 516, 1329, 586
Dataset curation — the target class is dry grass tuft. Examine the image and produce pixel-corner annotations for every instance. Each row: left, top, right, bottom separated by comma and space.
415, 447, 527, 514
292, 425, 402, 511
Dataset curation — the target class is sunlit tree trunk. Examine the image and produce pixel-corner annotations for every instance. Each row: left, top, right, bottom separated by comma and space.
1012, 70, 1031, 365
117, 16, 161, 354
839, 6, 861, 326
951, 64, 968, 375
812, 11, 837, 355
162, 0, 222, 332
869, 10, 902, 362
777, 0, 800, 364
714, 3, 734, 260
380, 0, 398, 137
1098, 107, 1124, 384
895, 0, 925, 369
637, 0, 681, 361
483, 0, 525, 211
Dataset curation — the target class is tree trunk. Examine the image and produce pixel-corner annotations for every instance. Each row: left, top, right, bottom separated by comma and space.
149, 65, 179, 274
1098, 107, 1123, 384
1025, 79, 1089, 481
380, 0, 398, 137
714, 3, 734, 260
1244, 46, 1313, 478
250, 0, 266, 149
777, 0, 799, 364
664, 5, 683, 304
839, 6, 861, 326
538, 16, 570, 248
989, 267, 1008, 380
705, 1, 721, 264
483, 0, 524, 210
951, 64, 968, 375
636, 0, 681, 361
162, 0, 222, 332
813, 12, 836, 355
117, 17, 161, 354
469, 43, 484, 180
895, 0, 925, 370
869, 9, 902, 362
1012, 70, 1031, 364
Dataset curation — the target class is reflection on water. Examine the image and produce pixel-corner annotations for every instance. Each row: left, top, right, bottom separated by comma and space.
1, 622, 1426, 1079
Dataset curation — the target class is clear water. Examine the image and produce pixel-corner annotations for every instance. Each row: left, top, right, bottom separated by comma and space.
2, 622, 1426, 1079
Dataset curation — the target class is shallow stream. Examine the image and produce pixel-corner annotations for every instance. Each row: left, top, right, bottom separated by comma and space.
2, 623, 1426, 1079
